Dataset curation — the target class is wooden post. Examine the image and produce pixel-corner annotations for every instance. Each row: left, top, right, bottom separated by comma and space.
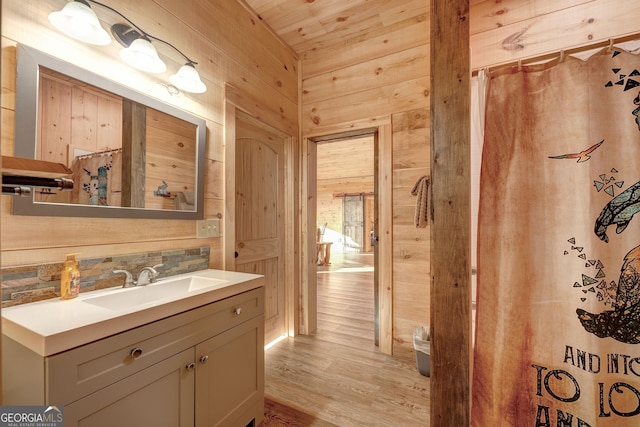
430, 0, 471, 425
121, 99, 146, 208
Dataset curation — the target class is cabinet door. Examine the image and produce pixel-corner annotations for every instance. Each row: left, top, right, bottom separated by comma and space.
64, 348, 195, 427
47, 287, 264, 406
195, 315, 264, 427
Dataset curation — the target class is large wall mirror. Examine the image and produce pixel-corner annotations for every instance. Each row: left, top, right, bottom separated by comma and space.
13, 44, 206, 219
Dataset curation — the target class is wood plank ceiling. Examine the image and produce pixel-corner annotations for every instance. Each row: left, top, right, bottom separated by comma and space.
243, 0, 428, 55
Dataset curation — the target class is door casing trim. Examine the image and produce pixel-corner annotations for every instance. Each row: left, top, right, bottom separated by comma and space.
304, 124, 393, 355
224, 83, 299, 338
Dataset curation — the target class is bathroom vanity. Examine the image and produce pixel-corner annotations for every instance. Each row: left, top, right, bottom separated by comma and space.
2, 269, 265, 427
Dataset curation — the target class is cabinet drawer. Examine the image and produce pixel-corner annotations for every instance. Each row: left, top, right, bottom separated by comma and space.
46, 287, 263, 405
64, 348, 195, 427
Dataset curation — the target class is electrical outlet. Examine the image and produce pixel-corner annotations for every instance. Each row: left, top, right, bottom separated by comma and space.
196, 219, 220, 238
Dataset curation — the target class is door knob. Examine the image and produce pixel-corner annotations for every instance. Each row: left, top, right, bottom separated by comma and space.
186, 362, 195, 372
233, 307, 243, 316
199, 355, 209, 364
130, 348, 143, 359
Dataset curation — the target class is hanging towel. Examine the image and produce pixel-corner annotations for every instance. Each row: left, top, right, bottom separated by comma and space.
411, 175, 430, 228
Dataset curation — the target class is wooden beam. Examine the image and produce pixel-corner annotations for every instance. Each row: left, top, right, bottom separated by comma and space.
311, 127, 378, 143
121, 100, 146, 208
430, 0, 471, 426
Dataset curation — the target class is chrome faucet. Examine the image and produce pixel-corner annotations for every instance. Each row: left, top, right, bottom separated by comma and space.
136, 264, 164, 286
113, 264, 164, 288
113, 269, 135, 288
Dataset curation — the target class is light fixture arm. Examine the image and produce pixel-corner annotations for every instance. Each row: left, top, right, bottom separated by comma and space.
145, 35, 198, 66
82, 0, 198, 65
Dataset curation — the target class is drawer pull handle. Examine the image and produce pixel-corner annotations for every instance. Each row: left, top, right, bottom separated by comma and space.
199, 355, 209, 364
186, 362, 195, 372
130, 348, 143, 359
233, 307, 243, 316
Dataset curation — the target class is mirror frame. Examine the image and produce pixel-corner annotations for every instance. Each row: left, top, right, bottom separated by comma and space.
13, 44, 206, 220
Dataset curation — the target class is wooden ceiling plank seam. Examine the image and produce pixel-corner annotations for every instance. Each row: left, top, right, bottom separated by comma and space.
293, 13, 425, 55
379, 0, 430, 27
313, 0, 396, 35
234, 0, 300, 59
247, 0, 383, 35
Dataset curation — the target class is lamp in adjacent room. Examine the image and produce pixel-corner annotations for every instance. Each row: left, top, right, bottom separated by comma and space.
48, 0, 111, 46
170, 62, 207, 94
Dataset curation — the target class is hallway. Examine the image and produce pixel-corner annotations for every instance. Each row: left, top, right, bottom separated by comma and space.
262, 252, 430, 426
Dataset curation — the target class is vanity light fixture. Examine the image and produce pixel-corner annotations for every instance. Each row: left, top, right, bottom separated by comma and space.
48, 0, 207, 93
112, 23, 166, 74
170, 63, 207, 94
119, 37, 167, 73
112, 23, 206, 93
48, 0, 111, 45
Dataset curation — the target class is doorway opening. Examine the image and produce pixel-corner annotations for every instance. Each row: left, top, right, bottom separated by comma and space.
312, 130, 378, 345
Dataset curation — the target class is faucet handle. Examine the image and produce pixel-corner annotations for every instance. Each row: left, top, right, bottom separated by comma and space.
148, 264, 164, 283
137, 264, 164, 285
113, 269, 135, 287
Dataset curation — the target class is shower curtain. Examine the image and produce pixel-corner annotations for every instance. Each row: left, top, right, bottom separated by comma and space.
472, 48, 640, 426
70, 149, 122, 207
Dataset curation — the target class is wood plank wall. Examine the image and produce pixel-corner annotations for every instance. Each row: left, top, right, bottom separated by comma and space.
470, 0, 640, 70
0, 1, 297, 268
302, 6, 430, 357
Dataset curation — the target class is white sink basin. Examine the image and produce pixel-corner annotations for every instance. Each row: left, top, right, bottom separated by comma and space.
2, 269, 264, 357
83, 276, 229, 310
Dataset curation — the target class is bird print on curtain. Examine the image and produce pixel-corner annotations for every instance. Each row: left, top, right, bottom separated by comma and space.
472, 47, 640, 427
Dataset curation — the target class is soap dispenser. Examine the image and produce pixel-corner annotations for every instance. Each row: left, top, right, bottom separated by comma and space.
60, 254, 80, 300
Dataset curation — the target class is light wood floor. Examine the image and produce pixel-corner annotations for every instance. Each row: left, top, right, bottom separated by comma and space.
263, 252, 430, 426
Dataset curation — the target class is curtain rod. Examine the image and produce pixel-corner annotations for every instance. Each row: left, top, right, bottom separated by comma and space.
472, 32, 640, 76
74, 147, 123, 160
333, 192, 374, 198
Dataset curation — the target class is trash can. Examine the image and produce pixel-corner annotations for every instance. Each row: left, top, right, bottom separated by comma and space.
413, 326, 430, 377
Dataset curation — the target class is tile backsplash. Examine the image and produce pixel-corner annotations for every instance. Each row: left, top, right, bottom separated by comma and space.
1, 247, 210, 308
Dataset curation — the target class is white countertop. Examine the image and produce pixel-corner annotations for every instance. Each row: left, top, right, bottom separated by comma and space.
2, 269, 264, 357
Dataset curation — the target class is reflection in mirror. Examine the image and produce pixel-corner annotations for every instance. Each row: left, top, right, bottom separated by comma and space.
13, 44, 206, 219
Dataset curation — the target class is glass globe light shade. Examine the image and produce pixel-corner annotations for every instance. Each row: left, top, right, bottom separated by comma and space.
48, 0, 111, 46
170, 63, 207, 94
120, 38, 167, 74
